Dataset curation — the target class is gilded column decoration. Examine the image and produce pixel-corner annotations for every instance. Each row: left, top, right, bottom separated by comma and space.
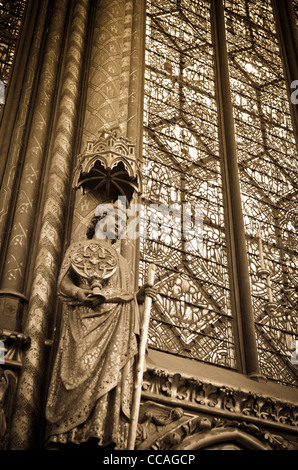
71, 0, 126, 243
8, 0, 90, 450
118, 0, 134, 136
0, 0, 69, 332
71, 0, 145, 247
0, 1, 49, 254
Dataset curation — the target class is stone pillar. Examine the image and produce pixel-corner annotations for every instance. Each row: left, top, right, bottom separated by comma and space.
71, 0, 145, 245
70, 0, 146, 296
0, 1, 50, 331
71, 0, 127, 242
8, 0, 90, 449
0, 1, 49, 253
0, 0, 69, 332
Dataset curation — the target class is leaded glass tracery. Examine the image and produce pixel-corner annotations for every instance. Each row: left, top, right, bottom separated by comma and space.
141, 0, 298, 387
225, 0, 298, 386
141, 0, 235, 368
0, 0, 27, 95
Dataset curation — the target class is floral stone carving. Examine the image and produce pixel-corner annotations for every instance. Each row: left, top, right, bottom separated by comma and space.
141, 368, 298, 430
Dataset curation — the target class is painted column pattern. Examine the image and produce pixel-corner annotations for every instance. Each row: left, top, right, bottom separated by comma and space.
0, 1, 68, 310
126, 0, 146, 148
0, 1, 49, 255
118, 0, 146, 285
71, 0, 145, 246
71, 0, 126, 242
118, 0, 134, 136
8, 0, 90, 450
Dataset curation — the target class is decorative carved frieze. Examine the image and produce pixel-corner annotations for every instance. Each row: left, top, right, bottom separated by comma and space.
136, 400, 297, 450
142, 368, 298, 430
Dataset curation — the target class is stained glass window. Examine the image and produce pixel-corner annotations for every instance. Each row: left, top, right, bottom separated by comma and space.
0, 0, 27, 102
142, 0, 298, 387
141, 0, 235, 368
225, 0, 298, 386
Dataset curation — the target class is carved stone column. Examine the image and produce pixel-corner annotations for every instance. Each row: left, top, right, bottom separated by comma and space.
71, 0, 145, 243
71, 0, 127, 242
0, 1, 49, 255
0, 0, 69, 333
70, 0, 146, 293
7, 0, 90, 450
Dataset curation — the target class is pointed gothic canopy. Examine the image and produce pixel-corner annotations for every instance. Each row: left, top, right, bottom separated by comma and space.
72, 129, 142, 203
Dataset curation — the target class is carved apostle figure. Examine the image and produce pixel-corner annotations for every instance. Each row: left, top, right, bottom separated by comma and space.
45, 203, 144, 449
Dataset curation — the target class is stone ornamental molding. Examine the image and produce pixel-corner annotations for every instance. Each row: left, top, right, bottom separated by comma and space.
135, 401, 296, 450
72, 129, 142, 201
141, 368, 298, 432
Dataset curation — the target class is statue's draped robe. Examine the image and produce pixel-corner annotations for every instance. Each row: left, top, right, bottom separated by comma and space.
45, 240, 139, 448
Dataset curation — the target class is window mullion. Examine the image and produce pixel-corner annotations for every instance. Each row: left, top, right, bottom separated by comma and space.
211, 0, 263, 380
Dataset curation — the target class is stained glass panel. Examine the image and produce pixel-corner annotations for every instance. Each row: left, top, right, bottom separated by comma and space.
225, 0, 298, 386
0, 0, 27, 104
141, 0, 235, 368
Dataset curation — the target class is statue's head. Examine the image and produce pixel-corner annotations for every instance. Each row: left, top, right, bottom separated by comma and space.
86, 216, 100, 239
86, 200, 127, 242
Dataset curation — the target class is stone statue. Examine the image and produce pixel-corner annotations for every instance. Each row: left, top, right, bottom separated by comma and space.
45, 204, 146, 449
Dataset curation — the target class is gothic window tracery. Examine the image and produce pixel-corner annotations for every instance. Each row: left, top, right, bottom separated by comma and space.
0, 0, 27, 100
140, 0, 235, 369
225, 0, 298, 386
141, 0, 298, 387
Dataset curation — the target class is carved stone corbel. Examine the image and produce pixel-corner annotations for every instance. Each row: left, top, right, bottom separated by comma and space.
0, 329, 30, 449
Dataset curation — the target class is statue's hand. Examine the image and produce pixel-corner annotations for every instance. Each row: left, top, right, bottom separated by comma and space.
144, 286, 157, 299
136, 283, 157, 304
74, 287, 105, 307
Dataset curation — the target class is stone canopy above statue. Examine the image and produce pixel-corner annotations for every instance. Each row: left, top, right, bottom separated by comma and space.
73, 129, 142, 203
